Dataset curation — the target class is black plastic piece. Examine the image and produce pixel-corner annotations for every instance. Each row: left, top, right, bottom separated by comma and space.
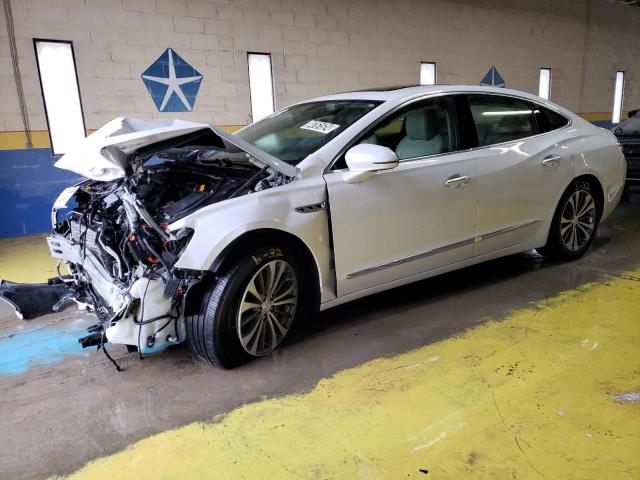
163, 277, 180, 298
79, 332, 103, 348
87, 323, 104, 333
0, 280, 71, 319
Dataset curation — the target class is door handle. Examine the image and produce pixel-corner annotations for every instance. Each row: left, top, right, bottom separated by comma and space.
444, 175, 471, 187
542, 154, 561, 167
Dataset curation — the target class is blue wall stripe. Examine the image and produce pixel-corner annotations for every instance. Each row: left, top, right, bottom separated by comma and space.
591, 120, 614, 129
0, 148, 79, 238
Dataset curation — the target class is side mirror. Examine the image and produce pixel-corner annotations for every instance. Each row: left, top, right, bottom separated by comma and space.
343, 144, 399, 183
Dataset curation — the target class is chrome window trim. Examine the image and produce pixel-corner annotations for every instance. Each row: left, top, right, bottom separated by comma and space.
345, 218, 541, 279
324, 90, 573, 174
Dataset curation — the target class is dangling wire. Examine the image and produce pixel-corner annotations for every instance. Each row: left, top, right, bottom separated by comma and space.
136, 268, 153, 360
99, 332, 122, 371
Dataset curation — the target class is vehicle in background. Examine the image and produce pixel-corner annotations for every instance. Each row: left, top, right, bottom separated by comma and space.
612, 108, 640, 194
5, 85, 624, 369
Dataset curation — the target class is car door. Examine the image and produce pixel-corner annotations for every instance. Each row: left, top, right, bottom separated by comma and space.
465, 94, 575, 256
323, 95, 478, 297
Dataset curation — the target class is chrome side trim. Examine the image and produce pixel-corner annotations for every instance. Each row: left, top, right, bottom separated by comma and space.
346, 236, 475, 279
346, 218, 542, 279
295, 202, 326, 213
475, 218, 542, 242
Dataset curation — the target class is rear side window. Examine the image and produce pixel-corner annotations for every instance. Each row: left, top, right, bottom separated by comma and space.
534, 105, 570, 133
467, 95, 536, 147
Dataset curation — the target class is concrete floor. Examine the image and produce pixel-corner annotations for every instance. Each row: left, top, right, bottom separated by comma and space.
1, 195, 639, 479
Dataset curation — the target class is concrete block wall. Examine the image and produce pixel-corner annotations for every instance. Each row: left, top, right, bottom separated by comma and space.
0, 0, 638, 131
0, 0, 639, 237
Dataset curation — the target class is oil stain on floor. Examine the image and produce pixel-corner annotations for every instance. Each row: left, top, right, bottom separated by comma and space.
51, 267, 640, 479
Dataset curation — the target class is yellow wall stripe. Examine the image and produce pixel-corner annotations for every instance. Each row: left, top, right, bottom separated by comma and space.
218, 125, 244, 133
0, 126, 244, 151
0, 114, 620, 152
0, 130, 52, 150
579, 112, 616, 122
53, 268, 640, 480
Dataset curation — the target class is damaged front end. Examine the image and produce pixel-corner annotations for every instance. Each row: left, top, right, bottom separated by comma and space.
40, 118, 293, 355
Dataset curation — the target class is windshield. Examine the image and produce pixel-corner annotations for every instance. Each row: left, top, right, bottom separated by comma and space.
235, 100, 381, 165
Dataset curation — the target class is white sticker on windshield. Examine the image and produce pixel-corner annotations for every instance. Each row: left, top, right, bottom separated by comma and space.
300, 120, 340, 134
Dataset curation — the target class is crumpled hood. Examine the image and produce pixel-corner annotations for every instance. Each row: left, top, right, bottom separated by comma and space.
54, 117, 298, 181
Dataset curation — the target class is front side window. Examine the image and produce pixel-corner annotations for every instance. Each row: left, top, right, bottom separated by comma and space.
468, 95, 536, 147
352, 96, 459, 161
235, 100, 381, 165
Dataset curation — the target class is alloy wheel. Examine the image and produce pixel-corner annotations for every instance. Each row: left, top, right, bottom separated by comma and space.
560, 189, 597, 252
237, 259, 298, 356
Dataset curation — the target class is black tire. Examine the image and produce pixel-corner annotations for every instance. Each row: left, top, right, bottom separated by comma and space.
185, 245, 308, 369
538, 179, 602, 261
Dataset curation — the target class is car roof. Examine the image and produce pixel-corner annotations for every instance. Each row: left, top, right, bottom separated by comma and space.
308, 84, 547, 104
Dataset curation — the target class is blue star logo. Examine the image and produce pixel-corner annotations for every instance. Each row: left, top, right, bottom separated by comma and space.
141, 48, 203, 112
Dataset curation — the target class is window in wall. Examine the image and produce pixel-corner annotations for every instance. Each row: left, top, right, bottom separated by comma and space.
248, 53, 275, 122
420, 62, 437, 85
538, 68, 551, 100
467, 94, 536, 147
34, 39, 86, 155
612, 71, 625, 124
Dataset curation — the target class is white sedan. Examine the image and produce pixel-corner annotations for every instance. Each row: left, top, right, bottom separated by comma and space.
45, 85, 625, 368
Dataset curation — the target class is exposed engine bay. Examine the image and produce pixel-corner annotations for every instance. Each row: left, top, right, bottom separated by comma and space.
42, 124, 292, 360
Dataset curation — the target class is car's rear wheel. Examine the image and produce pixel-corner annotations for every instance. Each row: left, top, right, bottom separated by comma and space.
185, 246, 303, 368
538, 179, 601, 261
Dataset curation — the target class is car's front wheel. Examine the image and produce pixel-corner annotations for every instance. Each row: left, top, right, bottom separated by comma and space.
539, 179, 602, 261
185, 246, 303, 368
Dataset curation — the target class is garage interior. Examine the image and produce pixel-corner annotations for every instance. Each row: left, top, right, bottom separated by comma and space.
1, 0, 639, 479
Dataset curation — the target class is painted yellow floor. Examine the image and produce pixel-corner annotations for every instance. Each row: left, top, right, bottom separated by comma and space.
51, 268, 640, 479
0, 234, 59, 283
